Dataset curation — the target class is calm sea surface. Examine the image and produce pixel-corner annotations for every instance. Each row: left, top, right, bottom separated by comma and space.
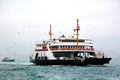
0, 59, 120, 80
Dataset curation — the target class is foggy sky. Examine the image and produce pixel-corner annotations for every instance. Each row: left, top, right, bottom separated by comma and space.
0, 0, 120, 61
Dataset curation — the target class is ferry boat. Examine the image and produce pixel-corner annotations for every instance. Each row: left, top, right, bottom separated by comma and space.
30, 19, 112, 66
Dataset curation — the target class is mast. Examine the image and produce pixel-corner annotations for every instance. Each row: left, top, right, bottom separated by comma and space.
74, 19, 80, 49
49, 24, 53, 41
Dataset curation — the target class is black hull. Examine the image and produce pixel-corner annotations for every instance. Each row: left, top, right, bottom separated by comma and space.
82, 58, 112, 65
32, 58, 112, 66
2, 59, 15, 62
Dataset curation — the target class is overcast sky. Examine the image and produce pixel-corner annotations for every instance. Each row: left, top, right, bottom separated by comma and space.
0, 0, 120, 61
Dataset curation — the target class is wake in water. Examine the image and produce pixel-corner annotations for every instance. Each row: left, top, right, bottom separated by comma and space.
0, 61, 33, 66
0, 60, 120, 80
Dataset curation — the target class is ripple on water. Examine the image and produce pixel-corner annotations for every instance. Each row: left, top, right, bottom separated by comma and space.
0, 61, 120, 80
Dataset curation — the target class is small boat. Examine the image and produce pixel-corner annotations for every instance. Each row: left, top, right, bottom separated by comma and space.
2, 57, 15, 62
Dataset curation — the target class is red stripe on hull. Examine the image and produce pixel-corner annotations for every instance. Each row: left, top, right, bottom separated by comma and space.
35, 48, 48, 51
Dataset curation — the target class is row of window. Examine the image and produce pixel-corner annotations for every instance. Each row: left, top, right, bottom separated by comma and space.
59, 39, 85, 42
50, 46, 93, 49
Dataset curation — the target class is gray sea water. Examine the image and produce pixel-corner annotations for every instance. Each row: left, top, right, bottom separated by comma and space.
0, 59, 120, 80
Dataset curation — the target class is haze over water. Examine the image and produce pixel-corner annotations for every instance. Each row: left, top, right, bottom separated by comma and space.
0, 0, 120, 61
0, 0, 120, 80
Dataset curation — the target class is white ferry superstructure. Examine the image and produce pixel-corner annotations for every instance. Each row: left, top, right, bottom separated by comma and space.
30, 19, 111, 66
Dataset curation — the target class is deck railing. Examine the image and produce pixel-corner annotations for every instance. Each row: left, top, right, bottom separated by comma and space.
35, 48, 94, 52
